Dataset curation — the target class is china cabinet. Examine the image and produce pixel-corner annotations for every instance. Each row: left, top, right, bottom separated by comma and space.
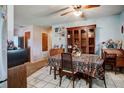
67, 24, 96, 54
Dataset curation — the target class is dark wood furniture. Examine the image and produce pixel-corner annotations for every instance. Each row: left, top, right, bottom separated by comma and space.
104, 51, 117, 70
67, 24, 96, 54
102, 49, 124, 73
116, 56, 124, 73
102, 49, 124, 58
8, 64, 27, 88
59, 53, 77, 88
49, 48, 64, 79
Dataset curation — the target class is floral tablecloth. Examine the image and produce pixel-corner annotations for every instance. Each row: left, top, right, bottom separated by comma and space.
48, 54, 104, 80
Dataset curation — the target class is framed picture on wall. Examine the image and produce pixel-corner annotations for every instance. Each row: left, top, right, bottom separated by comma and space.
55, 27, 59, 32
121, 25, 123, 34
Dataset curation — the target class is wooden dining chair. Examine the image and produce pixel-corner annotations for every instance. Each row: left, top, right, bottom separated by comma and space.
49, 48, 64, 79
59, 53, 77, 88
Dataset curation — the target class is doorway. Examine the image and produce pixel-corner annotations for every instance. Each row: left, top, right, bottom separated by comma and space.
24, 32, 30, 48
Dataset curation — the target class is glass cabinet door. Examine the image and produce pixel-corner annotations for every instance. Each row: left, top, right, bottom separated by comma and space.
67, 30, 73, 53
73, 30, 79, 45
81, 29, 87, 53
88, 28, 95, 54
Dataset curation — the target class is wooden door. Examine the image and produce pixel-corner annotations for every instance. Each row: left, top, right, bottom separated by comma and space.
42, 33, 48, 51
24, 32, 30, 48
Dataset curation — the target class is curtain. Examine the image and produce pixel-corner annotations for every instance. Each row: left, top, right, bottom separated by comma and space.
0, 6, 7, 83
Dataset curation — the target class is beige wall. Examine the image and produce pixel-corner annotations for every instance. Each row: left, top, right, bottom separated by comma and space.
14, 25, 33, 37
31, 25, 52, 62
15, 25, 52, 62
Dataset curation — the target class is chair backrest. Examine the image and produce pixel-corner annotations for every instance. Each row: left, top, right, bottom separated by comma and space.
57, 49, 64, 54
49, 48, 64, 56
61, 53, 73, 72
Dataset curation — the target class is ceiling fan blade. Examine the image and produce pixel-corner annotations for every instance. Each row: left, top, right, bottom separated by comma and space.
49, 7, 70, 15
82, 5, 100, 9
60, 10, 74, 16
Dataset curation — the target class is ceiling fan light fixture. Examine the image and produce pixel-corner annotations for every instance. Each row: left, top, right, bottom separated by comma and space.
73, 11, 82, 16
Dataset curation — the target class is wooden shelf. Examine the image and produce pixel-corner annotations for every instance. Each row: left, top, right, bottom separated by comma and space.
74, 37, 79, 39
88, 37, 95, 39
81, 46, 87, 47
82, 37, 87, 39
89, 45, 95, 47
67, 24, 96, 54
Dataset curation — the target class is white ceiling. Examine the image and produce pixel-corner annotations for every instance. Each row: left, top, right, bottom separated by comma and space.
14, 5, 124, 26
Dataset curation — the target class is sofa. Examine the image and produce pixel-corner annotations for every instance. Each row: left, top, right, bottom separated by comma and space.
7, 48, 29, 68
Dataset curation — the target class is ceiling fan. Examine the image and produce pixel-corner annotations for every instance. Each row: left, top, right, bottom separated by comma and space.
61, 5, 100, 17
50, 5, 100, 18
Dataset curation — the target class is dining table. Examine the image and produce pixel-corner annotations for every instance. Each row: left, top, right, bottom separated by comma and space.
48, 54, 105, 88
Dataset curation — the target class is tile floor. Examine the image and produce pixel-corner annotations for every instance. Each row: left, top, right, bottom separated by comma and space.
27, 66, 124, 88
